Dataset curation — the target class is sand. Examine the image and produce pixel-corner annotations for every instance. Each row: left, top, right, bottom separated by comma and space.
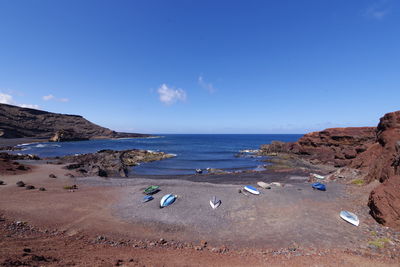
1, 162, 399, 266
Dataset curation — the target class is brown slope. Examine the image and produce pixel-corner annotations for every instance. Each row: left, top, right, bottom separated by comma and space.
0, 103, 148, 140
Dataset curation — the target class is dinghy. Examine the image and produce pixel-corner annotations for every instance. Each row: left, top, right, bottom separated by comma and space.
210, 196, 221, 209
243, 185, 260, 195
340, 211, 359, 226
160, 194, 177, 208
257, 181, 271, 189
142, 195, 154, 203
311, 182, 326, 191
312, 173, 325, 179
144, 185, 160, 195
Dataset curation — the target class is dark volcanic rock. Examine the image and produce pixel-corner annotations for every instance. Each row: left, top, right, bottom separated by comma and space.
0, 103, 149, 140
60, 149, 175, 177
16, 181, 25, 187
0, 152, 40, 160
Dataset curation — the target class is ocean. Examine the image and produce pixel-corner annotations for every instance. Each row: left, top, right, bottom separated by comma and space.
17, 134, 302, 175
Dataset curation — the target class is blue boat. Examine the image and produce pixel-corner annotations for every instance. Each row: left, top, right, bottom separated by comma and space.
160, 194, 177, 208
243, 185, 260, 195
312, 182, 326, 191
142, 195, 154, 203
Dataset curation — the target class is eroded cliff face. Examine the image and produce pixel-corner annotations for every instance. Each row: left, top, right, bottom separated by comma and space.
351, 111, 400, 228
260, 127, 376, 167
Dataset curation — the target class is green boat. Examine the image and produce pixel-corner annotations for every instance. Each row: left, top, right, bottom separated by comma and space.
144, 185, 160, 195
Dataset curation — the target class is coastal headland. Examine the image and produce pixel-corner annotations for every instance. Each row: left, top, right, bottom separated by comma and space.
1, 105, 400, 266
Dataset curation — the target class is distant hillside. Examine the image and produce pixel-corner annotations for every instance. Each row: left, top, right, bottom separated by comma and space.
0, 103, 149, 140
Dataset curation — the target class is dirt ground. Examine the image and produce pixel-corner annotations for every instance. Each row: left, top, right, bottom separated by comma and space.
0, 162, 399, 266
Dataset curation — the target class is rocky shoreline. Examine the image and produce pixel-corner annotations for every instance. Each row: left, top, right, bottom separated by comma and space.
57, 149, 175, 177
259, 110, 400, 230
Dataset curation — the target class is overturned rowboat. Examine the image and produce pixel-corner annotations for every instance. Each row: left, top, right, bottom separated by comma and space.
144, 185, 160, 195
160, 194, 177, 208
257, 181, 271, 189
312, 182, 326, 191
243, 185, 260, 195
142, 195, 154, 203
210, 196, 221, 209
340, 211, 359, 226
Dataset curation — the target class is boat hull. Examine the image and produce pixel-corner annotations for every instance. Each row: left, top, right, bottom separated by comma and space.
243, 185, 260, 195
340, 211, 359, 226
160, 194, 177, 208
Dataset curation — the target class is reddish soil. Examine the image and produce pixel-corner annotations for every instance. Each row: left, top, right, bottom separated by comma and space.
1, 163, 400, 266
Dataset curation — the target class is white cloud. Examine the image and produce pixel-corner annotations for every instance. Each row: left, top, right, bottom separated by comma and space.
157, 84, 187, 105
42, 94, 69, 102
0, 93, 14, 105
19, 103, 40, 109
364, 0, 391, 20
198, 75, 215, 93
0, 92, 39, 109
42, 94, 54, 101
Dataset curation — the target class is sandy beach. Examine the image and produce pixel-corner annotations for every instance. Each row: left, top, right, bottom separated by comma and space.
1, 161, 399, 266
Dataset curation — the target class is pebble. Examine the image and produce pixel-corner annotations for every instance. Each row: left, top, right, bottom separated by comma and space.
49, 174, 57, 178
0, 180, 4, 185
25, 185, 35, 190
39, 187, 46, 191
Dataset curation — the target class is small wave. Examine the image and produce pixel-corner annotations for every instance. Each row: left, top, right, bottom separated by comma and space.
239, 149, 259, 153
35, 144, 61, 148
16, 143, 34, 147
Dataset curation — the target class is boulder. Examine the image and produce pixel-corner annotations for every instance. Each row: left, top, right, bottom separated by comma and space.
49, 129, 89, 142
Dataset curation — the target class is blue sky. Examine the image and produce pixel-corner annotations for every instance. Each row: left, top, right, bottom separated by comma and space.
0, 0, 399, 134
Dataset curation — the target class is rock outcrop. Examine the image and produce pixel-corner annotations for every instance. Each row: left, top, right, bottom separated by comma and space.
260, 127, 376, 167
0, 103, 149, 140
49, 129, 89, 142
60, 149, 175, 177
350, 111, 400, 228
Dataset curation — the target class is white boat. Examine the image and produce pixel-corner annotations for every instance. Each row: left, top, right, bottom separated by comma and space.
340, 211, 359, 226
257, 181, 271, 189
209, 196, 221, 209
160, 194, 177, 208
312, 173, 325, 179
243, 185, 260, 195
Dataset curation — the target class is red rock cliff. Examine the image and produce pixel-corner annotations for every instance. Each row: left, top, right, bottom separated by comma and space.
260, 127, 376, 167
351, 111, 400, 228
